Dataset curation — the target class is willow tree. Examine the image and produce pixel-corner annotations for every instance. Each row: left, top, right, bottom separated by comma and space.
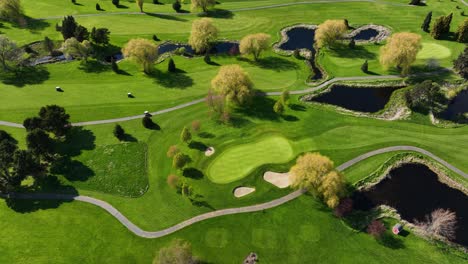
122, 38, 158, 73
188, 18, 218, 54
211, 64, 254, 106
239, 33, 271, 61
191, 0, 216, 12
315, 20, 347, 48
289, 152, 345, 208
0, 0, 23, 23
379, 32, 422, 75
62, 38, 92, 62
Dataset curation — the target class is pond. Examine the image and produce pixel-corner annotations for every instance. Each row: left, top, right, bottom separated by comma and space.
278, 27, 316, 52
352, 28, 379, 41
438, 89, 468, 123
353, 163, 468, 247
157, 41, 239, 56
309, 84, 402, 113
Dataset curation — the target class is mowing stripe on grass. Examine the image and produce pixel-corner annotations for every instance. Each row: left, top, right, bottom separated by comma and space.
207, 136, 294, 184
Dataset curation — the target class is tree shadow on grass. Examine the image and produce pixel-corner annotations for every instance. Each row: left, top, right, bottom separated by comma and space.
198, 132, 215, 138
183, 168, 204, 180
122, 133, 138, 142
0, 66, 50, 87
117, 4, 129, 9
236, 96, 279, 121
55, 127, 96, 157
188, 141, 207, 151
12, 17, 50, 32
289, 104, 306, 111
78, 60, 111, 73
378, 233, 405, 249
329, 45, 376, 60
283, 114, 299, 122
150, 69, 194, 89
145, 12, 188, 22
239, 56, 299, 71
205, 9, 234, 19
50, 157, 95, 182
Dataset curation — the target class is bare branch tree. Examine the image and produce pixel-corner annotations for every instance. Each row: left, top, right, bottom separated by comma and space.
415, 208, 457, 240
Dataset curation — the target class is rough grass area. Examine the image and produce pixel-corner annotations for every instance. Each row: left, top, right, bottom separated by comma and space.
207, 135, 293, 183
61, 142, 148, 197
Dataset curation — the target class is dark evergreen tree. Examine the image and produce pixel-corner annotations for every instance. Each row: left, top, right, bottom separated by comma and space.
454, 48, 468, 79
91, 27, 110, 44
442, 13, 453, 34
421, 11, 432, 32
142, 116, 154, 129
204, 53, 211, 64
431, 16, 445, 39
96, 3, 101, 10
409, 0, 421, 5
361, 60, 368, 73
173, 1, 182, 12
23, 117, 43, 132
152, 34, 160, 41
74, 25, 89, 42
168, 58, 176, 72
405, 80, 446, 113
38, 105, 71, 137
43, 36, 54, 55
113, 124, 125, 140
60, 16, 78, 40
112, 0, 119, 6
455, 19, 468, 43
26, 129, 54, 159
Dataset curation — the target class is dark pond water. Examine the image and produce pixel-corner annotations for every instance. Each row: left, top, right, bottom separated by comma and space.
310, 85, 402, 113
157, 42, 239, 55
352, 28, 379, 41
278, 27, 316, 52
353, 163, 468, 247
439, 89, 468, 123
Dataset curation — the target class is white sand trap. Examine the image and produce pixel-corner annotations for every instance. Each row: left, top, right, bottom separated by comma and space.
263, 171, 290, 188
205, 147, 215, 156
234, 187, 256, 198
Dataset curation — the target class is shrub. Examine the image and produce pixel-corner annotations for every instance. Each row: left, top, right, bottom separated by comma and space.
175, 47, 186, 55
367, 220, 386, 238
361, 60, 368, 73
191, 120, 201, 133
204, 53, 211, 64
293, 49, 302, 59
113, 124, 125, 140
166, 145, 179, 158
152, 34, 160, 41
334, 198, 353, 218
405, 80, 446, 113
180, 126, 192, 143
173, 1, 182, 12
167, 174, 179, 188
173, 153, 189, 170
168, 58, 176, 72
96, 3, 101, 10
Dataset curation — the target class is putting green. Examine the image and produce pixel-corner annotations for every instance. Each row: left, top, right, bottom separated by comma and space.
207, 135, 294, 184
417, 43, 452, 60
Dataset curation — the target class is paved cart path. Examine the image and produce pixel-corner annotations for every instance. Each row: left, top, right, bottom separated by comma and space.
2, 146, 466, 238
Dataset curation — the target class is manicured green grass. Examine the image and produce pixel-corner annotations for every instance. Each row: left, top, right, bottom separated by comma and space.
206, 135, 294, 183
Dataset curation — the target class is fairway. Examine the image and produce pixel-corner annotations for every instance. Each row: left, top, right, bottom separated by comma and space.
207, 135, 294, 184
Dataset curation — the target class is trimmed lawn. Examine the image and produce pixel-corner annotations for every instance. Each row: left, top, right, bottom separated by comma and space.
206, 135, 294, 183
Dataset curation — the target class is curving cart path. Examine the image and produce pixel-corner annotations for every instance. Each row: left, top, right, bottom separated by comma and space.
2, 146, 466, 238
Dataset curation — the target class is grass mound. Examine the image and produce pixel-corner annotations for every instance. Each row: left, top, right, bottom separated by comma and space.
207, 135, 293, 184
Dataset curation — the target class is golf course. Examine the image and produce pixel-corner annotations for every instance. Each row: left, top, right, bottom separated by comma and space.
0, 0, 467, 263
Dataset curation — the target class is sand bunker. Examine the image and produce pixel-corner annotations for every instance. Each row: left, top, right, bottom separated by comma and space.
205, 147, 215, 156
233, 187, 256, 198
263, 171, 290, 188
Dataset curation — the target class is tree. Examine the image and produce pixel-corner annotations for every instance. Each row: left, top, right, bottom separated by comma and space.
142, 116, 155, 128
315, 20, 347, 48
421, 11, 432, 32
96, 3, 101, 10
405, 80, 446, 113
168, 58, 176, 72
367, 220, 386, 238
441, 13, 453, 34
26, 128, 54, 159
122, 38, 158, 73
188, 18, 218, 54
62, 38, 92, 62
361, 60, 368, 73
454, 48, 468, 79
334, 197, 353, 218
289, 152, 345, 208
0, 0, 23, 23
167, 174, 179, 189
0, 35, 23, 71
173, 1, 182, 12
273, 99, 285, 115
166, 145, 179, 158
60, 16, 78, 40
409, 0, 421, 5
203, 53, 211, 64
191, 0, 216, 12
211, 64, 254, 106
23, 117, 43, 132
455, 19, 468, 43
111, 57, 119, 72
43, 36, 54, 55
180, 126, 192, 143
281, 90, 290, 105
155, 239, 195, 264
344, 19, 350, 29
431, 16, 445, 39
90, 27, 110, 45
74, 25, 89, 42
379, 32, 422, 75
415, 208, 457, 240
112, 0, 119, 6
348, 38, 355, 49
113, 124, 125, 141
239, 33, 271, 61
137, 0, 144, 12
191, 120, 201, 133
172, 153, 189, 170
38, 105, 71, 137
